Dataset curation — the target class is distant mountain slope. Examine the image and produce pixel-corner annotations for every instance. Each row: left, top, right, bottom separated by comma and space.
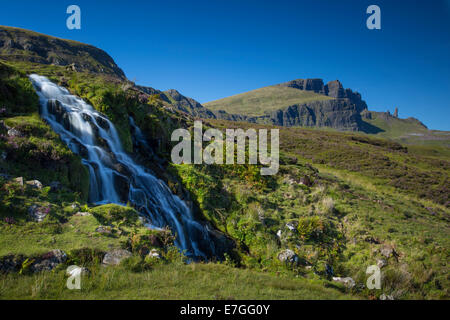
205, 85, 333, 117
0, 26, 125, 79
205, 78, 370, 131
362, 110, 450, 147
135, 85, 216, 119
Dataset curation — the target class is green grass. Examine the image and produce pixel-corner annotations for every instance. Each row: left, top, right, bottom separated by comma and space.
0, 263, 354, 300
364, 111, 450, 148
205, 86, 332, 117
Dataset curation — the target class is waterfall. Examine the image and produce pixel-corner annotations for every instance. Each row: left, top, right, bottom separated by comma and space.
29, 74, 215, 259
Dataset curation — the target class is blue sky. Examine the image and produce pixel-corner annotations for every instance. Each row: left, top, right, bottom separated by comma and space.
1, 0, 449, 130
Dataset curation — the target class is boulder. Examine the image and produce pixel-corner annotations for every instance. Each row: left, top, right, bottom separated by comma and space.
102, 249, 132, 266
96, 226, 112, 234
278, 249, 299, 264
276, 230, 282, 239
7, 128, 22, 137
31, 250, 67, 273
286, 221, 298, 231
70, 203, 81, 211
299, 176, 313, 187
377, 259, 387, 269
13, 177, 24, 186
148, 249, 161, 259
26, 180, 43, 190
380, 245, 398, 259
332, 276, 356, 289
74, 212, 91, 217
95, 116, 110, 130
0, 254, 24, 273
28, 205, 49, 222
380, 293, 394, 300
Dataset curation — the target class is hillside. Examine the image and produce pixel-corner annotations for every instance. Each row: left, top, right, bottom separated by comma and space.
205, 85, 333, 117
204, 78, 371, 131
0, 27, 449, 300
0, 26, 125, 79
362, 111, 450, 148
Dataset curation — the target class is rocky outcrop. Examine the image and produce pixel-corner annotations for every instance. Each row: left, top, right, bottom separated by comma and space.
267, 99, 362, 130
278, 78, 368, 113
135, 85, 217, 119
0, 26, 125, 79
102, 249, 132, 266
164, 89, 217, 119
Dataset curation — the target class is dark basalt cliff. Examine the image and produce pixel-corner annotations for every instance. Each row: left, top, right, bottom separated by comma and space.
0, 26, 126, 79
278, 78, 368, 113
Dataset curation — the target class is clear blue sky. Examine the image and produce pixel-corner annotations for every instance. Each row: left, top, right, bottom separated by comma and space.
1, 0, 449, 130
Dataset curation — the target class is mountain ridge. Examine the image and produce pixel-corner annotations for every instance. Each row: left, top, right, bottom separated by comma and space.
0, 25, 126, 79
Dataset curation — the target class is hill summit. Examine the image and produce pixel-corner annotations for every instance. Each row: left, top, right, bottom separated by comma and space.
0, 26, 125, 79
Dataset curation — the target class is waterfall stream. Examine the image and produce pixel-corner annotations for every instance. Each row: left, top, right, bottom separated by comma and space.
29, 74, 215, 259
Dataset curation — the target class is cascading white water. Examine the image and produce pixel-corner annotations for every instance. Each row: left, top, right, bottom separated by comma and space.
29, 74, 215, 259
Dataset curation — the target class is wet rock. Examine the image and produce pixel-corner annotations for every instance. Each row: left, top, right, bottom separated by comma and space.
95, 116, 110, 130
278, 249, 299, 264
207, 228, 235, 258
26, 180, 43, 190
70, 139, 89, 158
113, 162, 132, 178
332, 276, 356, 289
28, 205, 49, 222
113, 173, 130, 204
47, 100, 64, 122
102, 249, 132, 266
31, 250, 67, 273
377, 259, 387, 269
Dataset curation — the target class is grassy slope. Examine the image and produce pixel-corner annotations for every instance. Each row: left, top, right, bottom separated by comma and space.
204, 86, 332, 116
172, 119, 449, 299
364, 111, 450, 148
0, 26, 125, 79
0, 263, 354, 300
0, 56, 449, 299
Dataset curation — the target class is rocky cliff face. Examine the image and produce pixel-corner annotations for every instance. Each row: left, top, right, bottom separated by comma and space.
0, 26, 125, 79
278, 78, 368, 113
267, 99, 361, 130
214, 99, 362, 131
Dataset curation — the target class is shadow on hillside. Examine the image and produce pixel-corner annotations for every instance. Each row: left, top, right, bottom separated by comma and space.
359, 120, 385, 134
